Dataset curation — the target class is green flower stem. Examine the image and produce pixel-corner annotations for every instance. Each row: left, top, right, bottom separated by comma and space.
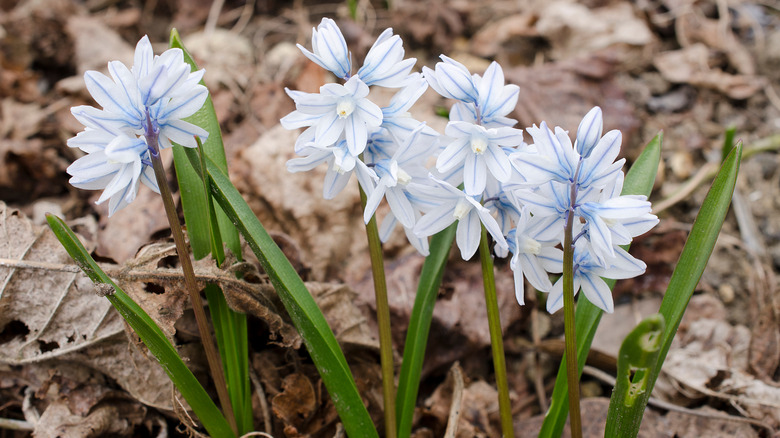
148, 140, 237, 435
562, 176, 582, 438
478, 225, 514, 438
359, 187, 397, 438
195, 138, 253, 434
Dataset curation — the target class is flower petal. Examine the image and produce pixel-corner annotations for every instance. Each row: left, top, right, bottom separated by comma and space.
456, 209, 482, 259
463, 153, 486, 196
580, 272, 614, 313
575, 106, 603, 157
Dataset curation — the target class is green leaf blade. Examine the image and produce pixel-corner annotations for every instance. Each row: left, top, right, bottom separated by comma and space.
46, 215, 235, 438
169, 29, 241, 260
650, 142, 742, 392
605, 314, 665, 436
396, 224, 457, 438
605, 141, 741, 438
199, 156, 378, 437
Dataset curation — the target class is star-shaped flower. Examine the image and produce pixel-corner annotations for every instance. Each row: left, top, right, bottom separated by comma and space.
281, 76, 383, 156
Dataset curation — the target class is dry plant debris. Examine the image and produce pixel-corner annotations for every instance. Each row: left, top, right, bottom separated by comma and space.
1, 0, 780, 436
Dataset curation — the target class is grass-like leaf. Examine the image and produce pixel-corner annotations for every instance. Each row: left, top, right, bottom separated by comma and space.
642, 143, 741, 420
205, 284, 253, 434
169, 31, 253, 433
46, 214, 235, 438
187, 149, 378, 437
602, 143, 741, 437
605, 314, 665, 435
539, 131, 662, 438
169, 29, 240, 259
396, 223, 457, 438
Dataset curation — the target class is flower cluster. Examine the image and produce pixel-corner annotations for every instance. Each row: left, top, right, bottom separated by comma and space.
67, 36, 208, 216
282, 19, 659, 314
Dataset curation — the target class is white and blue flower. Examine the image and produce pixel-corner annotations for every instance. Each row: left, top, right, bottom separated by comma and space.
67, 35, 208, 216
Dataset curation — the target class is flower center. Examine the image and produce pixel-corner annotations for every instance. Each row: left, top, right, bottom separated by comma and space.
516, 234, 542, 255
470, 135, 488, 155
332, 162, 347, 175
603, 217, 618, 227
453, 198, 471, 220
397, 167, 412, 186
336, 98, 356, 118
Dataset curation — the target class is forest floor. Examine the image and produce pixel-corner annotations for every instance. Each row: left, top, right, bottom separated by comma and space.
1, 0, 779, 436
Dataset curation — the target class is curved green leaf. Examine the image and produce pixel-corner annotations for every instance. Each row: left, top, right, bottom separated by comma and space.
46, 215, 235, 438
645, 143, 742, 410
539, 131, 662, 438
605, 314, 665, 436
396, 224, 456, 438
193, 153, 378, 438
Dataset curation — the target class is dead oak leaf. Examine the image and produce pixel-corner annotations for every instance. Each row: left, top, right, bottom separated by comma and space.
272, 373, 317, 432
654, 44, 764, 99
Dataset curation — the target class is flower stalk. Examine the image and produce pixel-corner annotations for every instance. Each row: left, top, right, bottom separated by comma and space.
146, 120, 237, 435
479, 225, 514, 438
360, 187, 397, 438
562, 163, 583, 438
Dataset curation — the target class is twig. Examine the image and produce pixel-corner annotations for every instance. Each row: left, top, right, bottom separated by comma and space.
205, 0, 226, 35
21, 388, 38, 426
731, 188, 766, 256
0, 258, 80, 273
653, 162, 719, 214
230, 0, 255, 34
443, 363, 465, 438
531, 306, 549, 413
653, 136, 780, 214
0, 418, 33, 431
249, 367, 273, 435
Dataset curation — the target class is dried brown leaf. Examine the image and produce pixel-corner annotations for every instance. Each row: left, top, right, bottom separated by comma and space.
355, 254, 522, 376
470, 13, 536, 60
504, 55, 641, 149
271, 373, 317, 429
64, 14, 133, 76
654, 44, 763, 99
34, 399, 146, 438
675, 10, 755, 75
0, 203, 174, 410
535, 2, 654, 61
661, 314, 780, 428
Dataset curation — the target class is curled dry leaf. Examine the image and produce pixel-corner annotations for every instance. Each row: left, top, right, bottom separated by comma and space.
675, 9, 755, 76
534, 2, 654, 61
654, 44, 764, 99
271, 372, 317, 432
34, 398, 147, 438
504, 55, 641, 150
